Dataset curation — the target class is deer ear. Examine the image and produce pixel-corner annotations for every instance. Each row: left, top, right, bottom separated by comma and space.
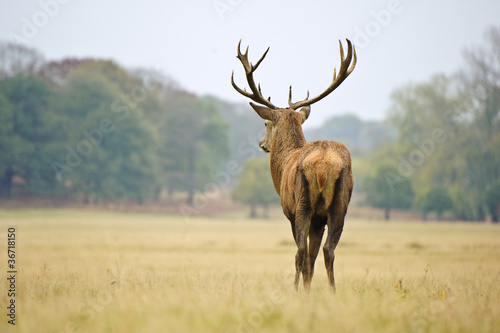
298, 106, 310, 124
250, 102, 275, 121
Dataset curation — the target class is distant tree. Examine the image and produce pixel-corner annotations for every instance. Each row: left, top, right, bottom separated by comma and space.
38, 58, 92, 86
202, 96, 266, 166
51, 66, 159, 203
0, 92, 19, 197
358, 26, 500, 222
0, 74, 58, 197
418, 186, 454, 221
458, 25, 500, 220
0, 42, 44, 78
364, 164, 414, 220
358, 121, 396, 150
305, 114, 364, 156
485, 179, 500, 223
159, 89, 229, 204
311, 114, 364, 144
304, 114, 396, 157
386, 70, 499, 221
232, 158, 279, 218
449, 186, 475, 221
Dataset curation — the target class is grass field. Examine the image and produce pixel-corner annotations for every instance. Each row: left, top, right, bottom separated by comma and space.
0, 209, 499, 333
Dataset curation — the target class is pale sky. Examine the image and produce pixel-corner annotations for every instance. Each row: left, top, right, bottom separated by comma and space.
1, 0, 499, 128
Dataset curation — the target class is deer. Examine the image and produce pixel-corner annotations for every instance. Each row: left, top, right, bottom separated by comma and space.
231, 39, 356, 292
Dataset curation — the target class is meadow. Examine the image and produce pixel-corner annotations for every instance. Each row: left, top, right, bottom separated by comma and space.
0, 209, 499, 333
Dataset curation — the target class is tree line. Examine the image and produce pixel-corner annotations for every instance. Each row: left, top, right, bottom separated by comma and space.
0, 43, 230, 204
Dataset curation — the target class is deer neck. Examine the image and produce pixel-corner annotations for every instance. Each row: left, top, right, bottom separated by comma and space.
269, 125, 306, 195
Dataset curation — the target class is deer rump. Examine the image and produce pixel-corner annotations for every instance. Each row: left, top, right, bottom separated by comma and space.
280, 140, 349, 228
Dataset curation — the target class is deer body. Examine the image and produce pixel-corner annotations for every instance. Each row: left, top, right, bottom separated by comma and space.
232, 39, 356, 291
277, 141, 351, 224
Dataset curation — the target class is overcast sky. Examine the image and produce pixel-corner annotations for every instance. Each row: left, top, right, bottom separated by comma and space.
1, 0, 499, 128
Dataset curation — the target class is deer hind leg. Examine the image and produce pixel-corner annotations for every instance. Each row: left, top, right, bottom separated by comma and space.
294, 229, 309, 292
308, 220, 325, 284
294, 212, 312, 292
294, 243, 305, 291
323, 177, 351, 292
323, 214, 344, 292
323, 169, 354, 292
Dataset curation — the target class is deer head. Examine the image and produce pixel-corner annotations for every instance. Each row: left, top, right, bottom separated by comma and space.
231, 39, 357, 153
253, 106, 310, 153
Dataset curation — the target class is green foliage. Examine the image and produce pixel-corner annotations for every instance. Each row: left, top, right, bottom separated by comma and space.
0, 48, 231, 205
485, 179, 500, 222
232, 157, 279, 217
448, 186, 475, 221
363, 164, 414, 220
158, 90, 230, 203
202, 96, 266, 166
304, 114, 395, 157
373, 27, 500, 221
0, 92, 17, 197
418, 186, 454, 221
0, 74, 58, 196
308, 114, 364, 144
50, 63, 160, 203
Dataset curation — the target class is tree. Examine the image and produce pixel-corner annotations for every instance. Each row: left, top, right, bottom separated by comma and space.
38, 58, 92, 86
202, 96, 266, 167
0, 42, 44, 78
365, 26, 500, 222
387, 74, 463, 188
50, 65, 160, 203
418, 186, 454, 221
457, 25, 500, 220
304, 114, 396, 157
364, 164, 415, 220
159, 89, 229, 204
307, 114, 364, 145
485, 179, 500, 223
385, 63, 499, 221
449, 186, 475, 221
232, 157, 279, 218
0, 92, 20, 197
0, 74, 58, 197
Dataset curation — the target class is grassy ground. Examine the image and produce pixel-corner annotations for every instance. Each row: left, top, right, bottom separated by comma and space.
0, 209, 499, 333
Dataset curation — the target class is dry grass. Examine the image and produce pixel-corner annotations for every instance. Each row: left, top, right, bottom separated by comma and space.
0, 209, 499, 333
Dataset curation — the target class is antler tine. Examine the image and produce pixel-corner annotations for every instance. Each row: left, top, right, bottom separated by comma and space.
339, 39, 345, 62
253, 47, 269, 71
288, 39, 357, 110
231, 71, 253, 99
347, 44, 357, 76
231, 40, 276, 109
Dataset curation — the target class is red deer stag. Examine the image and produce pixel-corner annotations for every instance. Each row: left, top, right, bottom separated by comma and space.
231, 39, 356, 292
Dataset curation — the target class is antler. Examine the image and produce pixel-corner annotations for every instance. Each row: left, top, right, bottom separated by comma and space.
288, 39, 357, 110
231, 40, 277, 109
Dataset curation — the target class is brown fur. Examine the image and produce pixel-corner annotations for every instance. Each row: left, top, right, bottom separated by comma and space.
255, 106, 354, 292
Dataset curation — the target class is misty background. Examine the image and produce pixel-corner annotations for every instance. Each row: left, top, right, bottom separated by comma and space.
0, 0, 499, 221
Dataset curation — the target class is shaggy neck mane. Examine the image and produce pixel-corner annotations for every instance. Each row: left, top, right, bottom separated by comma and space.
269, 118, 306, 194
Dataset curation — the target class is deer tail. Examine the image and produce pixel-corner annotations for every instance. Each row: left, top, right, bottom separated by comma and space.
316, 161, 329, 192
316, 156, 343, 194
